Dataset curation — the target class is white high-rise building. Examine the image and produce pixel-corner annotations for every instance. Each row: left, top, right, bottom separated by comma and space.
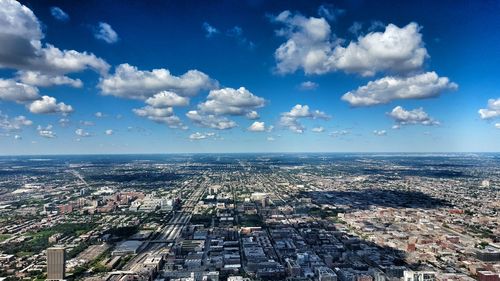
47, 247, 65, 280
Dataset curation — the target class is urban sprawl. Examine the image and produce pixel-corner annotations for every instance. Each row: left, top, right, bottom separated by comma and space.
0, 154, 498, 281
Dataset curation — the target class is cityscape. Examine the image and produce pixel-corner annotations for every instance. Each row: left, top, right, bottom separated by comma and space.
0, 1, 499, 281
0, 154, 498, 281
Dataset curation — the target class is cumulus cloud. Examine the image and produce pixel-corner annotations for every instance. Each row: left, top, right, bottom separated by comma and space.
279, 104, 330, 133
14, 134, 21, 140
202, 22, 219, 38
133, 106, 172, 119
186, 110, 237, 130
133, 105, 185, 129
50, 7, 69, 22
312, 126, 325, 132
189, 132, 216, 140
132, 91, 190, 129
0, 78, 39, 103
299, 81, 318, 90
273, 11, 332, 75
0, 111, 32, 132
267, 136, 275, 141
105, 129, 113, 135
198, 87, 265, 116
0, 0, 109, 75
373, 130, 387, 136
331, 23, 428, 76
37, 44, 109, 75
388, 106, 439, 127
94, 22, 119, 44
37, 124, 56, 138
495, 123, 500, 129
341, 72, 457, 107
17, 71, 82, 87
248, 121, 269, 132
478, 98, 500, 120
245, 111, 259, 120
272, 10, 428, 76
75, 128, 91, 137
99, 63, 217, 100
28, 95, 73, 114
145, 91, 190, 107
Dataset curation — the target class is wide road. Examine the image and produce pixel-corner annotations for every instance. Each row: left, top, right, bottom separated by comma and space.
122, 178, 207, 272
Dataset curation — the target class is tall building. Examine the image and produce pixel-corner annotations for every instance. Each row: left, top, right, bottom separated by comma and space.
47, 247, 65, 280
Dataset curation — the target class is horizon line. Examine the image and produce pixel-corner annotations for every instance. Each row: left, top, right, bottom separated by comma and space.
0, 151, 498, 157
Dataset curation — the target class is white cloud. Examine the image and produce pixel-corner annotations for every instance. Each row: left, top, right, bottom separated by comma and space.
189, 132, 217, 140
133, 106, 172, 118
245, 110, 259, 120
373, 130, 387, 136
37, 124, 56, 138
145, 91, 189, 107
248, 121, 267, 132
0, 111, 32, 132
0, 78, 39, 103
279, 104, 330, 133
332, 23, 427, 76
28, 95, 73, 114
273, 11, 332, 75
38, 44, 110, 75
273, 11, 428, 76
133, 105, 184, 128
198, 87, 265, 117
94, 22, 119, 44
189, 132, 206, 140
341, 72, 457, 107
95, 112, 105, 118
478, 98, 500, 120
267, 136, 275, 141
134, 91, 191, 128
99, 63, 217, 100
312, 126, 325, 132
299, 81, 318, 90
202, 22, 219, 38
388, 106, 440, 126
105, 129, 113, 135
186, 110, 237, 130
495, 123, 500, 129
50, 7, 69, 22
0, 0, 109, 75
17, 71, 82, 87
14, 134, 21, 140
75, 128, 91, 137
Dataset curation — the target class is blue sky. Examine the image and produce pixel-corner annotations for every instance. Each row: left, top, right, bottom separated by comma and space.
0, 0, 499, 154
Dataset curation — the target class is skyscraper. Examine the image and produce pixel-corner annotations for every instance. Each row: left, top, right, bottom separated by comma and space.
47, 247, 65, 280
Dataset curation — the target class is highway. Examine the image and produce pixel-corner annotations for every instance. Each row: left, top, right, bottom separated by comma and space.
122, 177, 207, 272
